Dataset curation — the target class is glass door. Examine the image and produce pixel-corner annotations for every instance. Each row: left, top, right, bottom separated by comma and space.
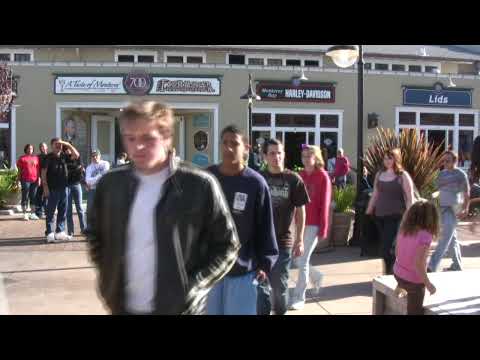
91, 115, 115, 165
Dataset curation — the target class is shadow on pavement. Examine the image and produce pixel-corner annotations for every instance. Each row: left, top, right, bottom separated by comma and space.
461, 242, 480, 258
310, 247, 380, 267
304, 281, 373, 303
1, 266, 94, 274
0, 237, 86, 247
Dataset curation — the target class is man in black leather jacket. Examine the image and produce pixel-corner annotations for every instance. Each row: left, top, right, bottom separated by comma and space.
87, 101, 240, 315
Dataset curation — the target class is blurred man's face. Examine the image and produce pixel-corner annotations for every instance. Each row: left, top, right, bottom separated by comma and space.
91, 153, 100, 164
221, 132, 248, 165
266, 144, 284, 170
52, 141, 62, 153
121, 118, 172, 174
26, 145, 33, 155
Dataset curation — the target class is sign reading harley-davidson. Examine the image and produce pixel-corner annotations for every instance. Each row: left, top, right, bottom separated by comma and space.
257, 82, 335, 103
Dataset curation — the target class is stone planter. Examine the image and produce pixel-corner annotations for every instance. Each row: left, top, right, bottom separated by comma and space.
0, 191, 21, 209
331, 212, 354, 246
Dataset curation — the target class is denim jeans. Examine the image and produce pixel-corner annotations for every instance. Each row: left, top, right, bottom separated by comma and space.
67, 183, 86, 236
45, 187, 68, 235
428, 207, 462, 272
206, 272, 257, 315
20, 181, 38, 213
35, 186, 47, 217
335, 176, 347, 189
257, 247, 292, 315
85, 189, 96, 231
292, 225, 323, 303
375, 215, 402, 275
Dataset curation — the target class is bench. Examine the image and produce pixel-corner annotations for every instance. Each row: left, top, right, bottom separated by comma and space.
372, 270, 480, 315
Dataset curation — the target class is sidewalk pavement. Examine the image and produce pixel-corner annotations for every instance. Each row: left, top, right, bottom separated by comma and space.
0, 214, 479, 315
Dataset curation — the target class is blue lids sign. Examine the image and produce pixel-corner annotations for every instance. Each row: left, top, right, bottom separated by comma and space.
403, 83, 472, 108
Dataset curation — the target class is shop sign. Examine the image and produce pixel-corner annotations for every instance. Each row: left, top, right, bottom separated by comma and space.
256, 82, 335, 103
123, 71, 152, 96
150, 77, 220, 96
55, 75, 221, 96
55, 76, 126, 94
193, 114, 210, 128
403, 83, 472, 108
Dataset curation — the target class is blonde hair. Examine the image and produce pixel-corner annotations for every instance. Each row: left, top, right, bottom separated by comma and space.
302, 145, 325, 170
119, 101, 175, 138
399, 200, 440, 239
383, 148, 404, 175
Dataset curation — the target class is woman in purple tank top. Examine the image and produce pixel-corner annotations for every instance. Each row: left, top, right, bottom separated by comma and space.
366, 148, 414, 274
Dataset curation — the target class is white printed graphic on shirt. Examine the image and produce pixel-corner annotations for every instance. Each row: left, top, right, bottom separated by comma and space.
233, 192, 248, 211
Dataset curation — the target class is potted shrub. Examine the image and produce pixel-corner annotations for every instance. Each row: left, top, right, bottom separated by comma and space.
0, 167, 21, 210
330, 185, 356, 246
364, 128, 444, 198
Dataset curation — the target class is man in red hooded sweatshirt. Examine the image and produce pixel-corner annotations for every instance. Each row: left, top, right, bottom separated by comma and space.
332, 148, 350, 189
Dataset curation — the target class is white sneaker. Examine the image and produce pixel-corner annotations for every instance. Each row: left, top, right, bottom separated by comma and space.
46, 232, 56, 243
29, 213, 40, 220
289, 301, 305, 311
54, 232, 72, 242
23, 213, 29, 221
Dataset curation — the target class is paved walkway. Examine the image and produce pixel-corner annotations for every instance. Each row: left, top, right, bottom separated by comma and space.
0, 214, 479, 315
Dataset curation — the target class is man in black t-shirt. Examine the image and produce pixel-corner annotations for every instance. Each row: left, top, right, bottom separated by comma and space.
34, 142, 49, 218
257, 138, 310, 315
41, 137, 80, 243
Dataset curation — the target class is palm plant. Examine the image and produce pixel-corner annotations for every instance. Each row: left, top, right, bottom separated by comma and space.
363, 128, 445, 198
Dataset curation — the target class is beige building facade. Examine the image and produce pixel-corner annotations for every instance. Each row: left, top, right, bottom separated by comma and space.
1, 45, 480, 173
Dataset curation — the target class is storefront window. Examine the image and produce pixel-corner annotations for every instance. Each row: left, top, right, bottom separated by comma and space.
252, 113, 271, 127
320, 114, 339, 128
399, 112, 416, 125
460, 114, 475, 127
420, 113, 454, 126
459, 130, 474, 169
276, 114, 315, 127
0, 128, 11, 167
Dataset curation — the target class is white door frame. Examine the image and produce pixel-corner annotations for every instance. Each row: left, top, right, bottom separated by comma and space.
91, 115, 115, 163
56, 102, 220, 163
1, 105, 17, 168
395, 106, 479, 154
252, 107, 344, 149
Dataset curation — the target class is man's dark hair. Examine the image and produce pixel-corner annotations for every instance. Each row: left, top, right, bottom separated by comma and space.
23, 144, 34, 154
220, 125, 248, 143
263, 138, 283, 155
50, 137, 60, 145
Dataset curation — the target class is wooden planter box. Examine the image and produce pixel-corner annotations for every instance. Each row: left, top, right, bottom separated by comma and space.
331, 212, 354, 246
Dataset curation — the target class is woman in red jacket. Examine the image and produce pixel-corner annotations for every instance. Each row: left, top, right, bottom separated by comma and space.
290, 145, 332, 310
16, 144, 41, 221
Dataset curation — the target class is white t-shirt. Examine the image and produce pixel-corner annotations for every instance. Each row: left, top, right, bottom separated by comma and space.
85, 160, 110, 189
125, 167, 169, 314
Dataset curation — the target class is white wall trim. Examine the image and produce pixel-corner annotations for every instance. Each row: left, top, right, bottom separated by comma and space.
10, 106, 16, 169
114, 50, 158, 63
395, 106, 479, 159
0, 48, 34, 62
163, 51, 207, 64
252, 108, 343, 151
6, 61, 480, 79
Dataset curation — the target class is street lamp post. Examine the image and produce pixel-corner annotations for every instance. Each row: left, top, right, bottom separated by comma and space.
326, 45, 364, 201
241, 73, 261, 168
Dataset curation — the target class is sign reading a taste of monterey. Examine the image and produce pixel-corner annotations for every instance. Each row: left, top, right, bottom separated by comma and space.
55, 76, 126, 94
54, 74, 221, 96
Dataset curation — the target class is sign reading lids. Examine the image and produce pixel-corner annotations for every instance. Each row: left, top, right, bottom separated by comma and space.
403, 82, 473, 108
